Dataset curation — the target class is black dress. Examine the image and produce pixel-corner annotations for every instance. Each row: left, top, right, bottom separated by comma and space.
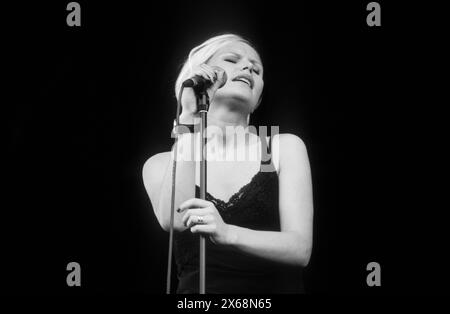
173, 135, 305, 294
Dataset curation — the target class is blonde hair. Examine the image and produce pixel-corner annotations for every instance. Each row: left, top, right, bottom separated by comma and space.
174, 34, 258, 102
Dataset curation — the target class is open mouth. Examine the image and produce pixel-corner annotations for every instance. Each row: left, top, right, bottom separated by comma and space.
232, 75, 254, 89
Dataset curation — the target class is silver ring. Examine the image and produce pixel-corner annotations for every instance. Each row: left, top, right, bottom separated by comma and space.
197, 216, 204, 224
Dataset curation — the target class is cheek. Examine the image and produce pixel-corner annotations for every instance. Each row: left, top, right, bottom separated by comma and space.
255, 80, 264, 97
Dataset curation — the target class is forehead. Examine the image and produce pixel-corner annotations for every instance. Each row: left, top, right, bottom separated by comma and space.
212, 41, 262, 65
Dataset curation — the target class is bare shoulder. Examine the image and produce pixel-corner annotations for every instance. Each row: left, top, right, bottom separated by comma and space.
142, 151, 171, 183
272, 133, 307, 152
271, 133, 309, 172
142, 151, 172, 223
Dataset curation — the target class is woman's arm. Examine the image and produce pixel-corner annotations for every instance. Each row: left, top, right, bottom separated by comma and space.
142, 133, 197, 231
226, 227, 311, 267
143, 64, 226, 231
179, 133, 313, 267
227, 134, 313, 266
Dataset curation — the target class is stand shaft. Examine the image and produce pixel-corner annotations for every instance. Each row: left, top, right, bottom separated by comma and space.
198, 93, 208, 294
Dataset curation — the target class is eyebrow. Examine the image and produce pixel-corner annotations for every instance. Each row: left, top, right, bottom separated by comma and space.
222, 52, 263, 67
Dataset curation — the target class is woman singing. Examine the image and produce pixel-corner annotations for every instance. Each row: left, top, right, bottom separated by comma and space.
143, 34, 313, 293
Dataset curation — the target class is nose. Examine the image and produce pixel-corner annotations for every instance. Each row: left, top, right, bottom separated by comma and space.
241, 62, 254, 74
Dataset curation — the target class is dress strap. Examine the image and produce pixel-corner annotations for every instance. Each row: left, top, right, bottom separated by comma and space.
260, 135, 272, 166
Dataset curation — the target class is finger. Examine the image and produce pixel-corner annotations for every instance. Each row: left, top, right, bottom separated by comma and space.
185, 214, 210, 228
202, 69, 214, 81
190, 223, 216, 234
179, 198, 212, 212
185, 215, 198, 228
210, 67, 219, 81
213, 68, 224, 81
192, 67, 212, 82
196, 69, 212, 82
200, 64, 216, 82
185, 214, 214, 228
181, 208, 213, 226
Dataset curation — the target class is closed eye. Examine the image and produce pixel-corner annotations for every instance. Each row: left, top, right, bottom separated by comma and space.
224, 59, 237, 63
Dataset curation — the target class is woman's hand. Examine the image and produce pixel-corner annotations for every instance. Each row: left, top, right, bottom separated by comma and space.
177, 197, 233, 246
179, 64, 226, 125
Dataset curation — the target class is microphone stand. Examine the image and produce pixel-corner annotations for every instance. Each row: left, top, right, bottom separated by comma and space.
196, 89, 209, 294
168, 83, 210, 294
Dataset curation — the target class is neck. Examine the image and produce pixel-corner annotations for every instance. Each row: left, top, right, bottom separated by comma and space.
207, 104, 248, 128
205, 100, 253, 146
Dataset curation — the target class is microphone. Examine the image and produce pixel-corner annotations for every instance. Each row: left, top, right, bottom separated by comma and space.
182, 66, 228, 90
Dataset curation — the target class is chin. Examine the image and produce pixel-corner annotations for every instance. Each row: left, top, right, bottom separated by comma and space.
215, 89, 256, 110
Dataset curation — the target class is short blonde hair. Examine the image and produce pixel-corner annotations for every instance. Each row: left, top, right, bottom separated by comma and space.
174, 34, 258, 102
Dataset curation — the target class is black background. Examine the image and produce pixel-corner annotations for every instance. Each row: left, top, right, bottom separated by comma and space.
3, 0, 448, 296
